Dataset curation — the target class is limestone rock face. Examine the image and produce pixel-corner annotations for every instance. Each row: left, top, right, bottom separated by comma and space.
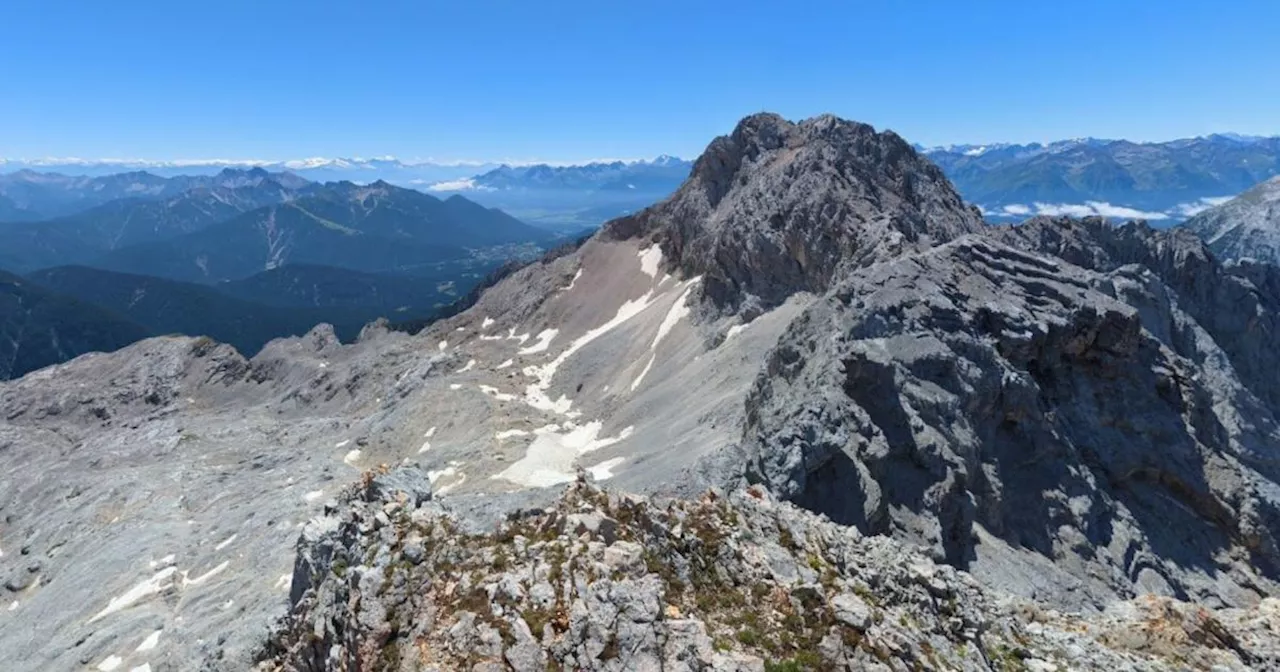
740, 231, 1280, 609
602, 113, 985, 312
258, 474, 1279, 672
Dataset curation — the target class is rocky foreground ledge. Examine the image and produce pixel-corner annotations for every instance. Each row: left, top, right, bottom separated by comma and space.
254, 468, 1277, 671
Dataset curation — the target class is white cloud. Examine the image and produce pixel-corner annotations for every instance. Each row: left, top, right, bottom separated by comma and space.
1170, 196, 1235, 217
1080, 201, 1170, 220
1171, 202, 1212, 217
425, 178, 492, 192
992, 201, 1170, 221
1031, 202, 1100, 218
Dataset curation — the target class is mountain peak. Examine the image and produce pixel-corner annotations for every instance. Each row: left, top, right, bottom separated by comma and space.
607, 112, 982, 310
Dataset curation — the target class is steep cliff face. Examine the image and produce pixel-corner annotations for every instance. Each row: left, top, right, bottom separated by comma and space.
602, 113, 984, 312
741, 232, 1280, 608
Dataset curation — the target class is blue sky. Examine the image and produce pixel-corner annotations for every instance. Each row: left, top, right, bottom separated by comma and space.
2, 0, 1278, 162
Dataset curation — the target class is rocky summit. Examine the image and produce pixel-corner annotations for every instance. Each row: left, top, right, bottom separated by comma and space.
2, 113, 1279, 671
259, 469, 1278, 671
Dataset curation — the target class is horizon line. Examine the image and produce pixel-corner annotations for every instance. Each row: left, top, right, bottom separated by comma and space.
0, 154, 693, 171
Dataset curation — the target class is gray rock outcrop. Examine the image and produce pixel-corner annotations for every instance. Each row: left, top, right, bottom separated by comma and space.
740, 231, 1280, 609
1183, 175, 1280, 265
602, 113, 985, 312
258, 473, 1279, 671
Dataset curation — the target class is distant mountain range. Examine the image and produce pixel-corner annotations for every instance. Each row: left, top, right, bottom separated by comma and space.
0, 166, 562, 376
425, 156, 695, 232
0, 172, 314, 270
0, 166, 309, 220
0, 157, 494, 184
88, 181, 553, 283
920, 134, 1280, 223
12, 135, 1280, 230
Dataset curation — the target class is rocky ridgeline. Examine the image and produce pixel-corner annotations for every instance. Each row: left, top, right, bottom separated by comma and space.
601, 113, 984, 313
1184, 175, 1280, 267
256, 468, 1277, 671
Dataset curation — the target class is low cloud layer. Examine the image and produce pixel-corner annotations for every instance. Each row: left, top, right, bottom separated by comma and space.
983, 196, 1236, 222
1171, 196, 1234, 217
423, 178, 492, 192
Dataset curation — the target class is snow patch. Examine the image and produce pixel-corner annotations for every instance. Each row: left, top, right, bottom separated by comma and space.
479, 385, 517, 402
481, 317, 495, 328
136, 629, 162, 652
561, 269, 583, 292
214, 534, 237, 551
652, 282, 697, 349
438, 340, 448, 351
130, 665, 152, 672
97, 655, 124, 671
631, 355, 655, 392
274, 574, 291, 591
496, 429, 529, 440
425, 426, 437, 438
496, 359, 514, 370
304, 490, 324, 502
335, 439, 350, 449
458, 359, 476, 372
449, 383, 463, 390
90, 567, 178, 622
343, 449, 362, 466
437, 472, 467, 495
181, 561, 229, 587
494, 422, 634, 488
418, 441, 431, 454
518, 329, 558, 354
428, 466, 457, 483
522, 290, 660, 415
586, 457, 626, 480
148, 554, 176, 569
725, 324, 748, 340
638, 244, 663, 278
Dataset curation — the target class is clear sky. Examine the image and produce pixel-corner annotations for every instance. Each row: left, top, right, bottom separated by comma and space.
2, 0, 1278, 162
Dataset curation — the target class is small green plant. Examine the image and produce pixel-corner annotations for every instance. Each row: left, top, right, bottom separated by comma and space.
777, 525, 797, 550
736, 628, 762, 647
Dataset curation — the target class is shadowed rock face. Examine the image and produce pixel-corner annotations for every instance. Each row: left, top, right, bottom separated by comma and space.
740, 232, 1280, 608
4, 113, 1280, 670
